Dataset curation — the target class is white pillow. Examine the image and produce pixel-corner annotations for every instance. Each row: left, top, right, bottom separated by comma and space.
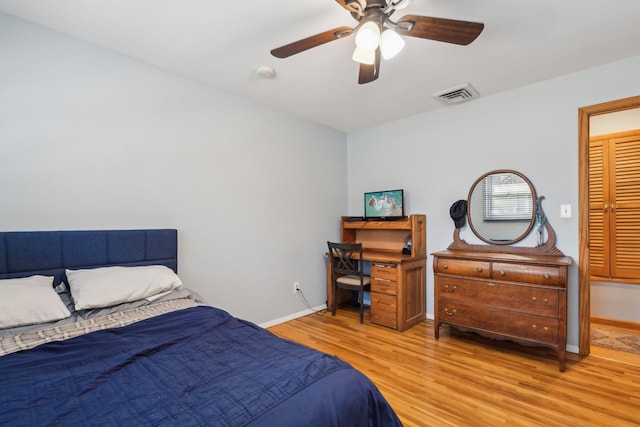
66, 265, 183, 310
0, 275, 72, 329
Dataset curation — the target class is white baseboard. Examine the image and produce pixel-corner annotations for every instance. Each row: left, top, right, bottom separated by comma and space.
259, 304, 327, 329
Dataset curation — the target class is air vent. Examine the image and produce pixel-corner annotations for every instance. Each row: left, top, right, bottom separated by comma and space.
432, 83, 480, 105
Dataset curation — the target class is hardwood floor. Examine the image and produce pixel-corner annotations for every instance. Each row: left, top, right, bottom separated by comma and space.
268, 307, 640, 427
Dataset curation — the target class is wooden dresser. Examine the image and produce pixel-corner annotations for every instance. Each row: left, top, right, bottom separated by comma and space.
432, 250, 572, 371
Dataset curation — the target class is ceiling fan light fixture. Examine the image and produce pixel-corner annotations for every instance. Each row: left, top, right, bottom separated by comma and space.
355, 20, 381, 51
391, 0, 412, 10
380, 29, 405, 60
352, 46, 376, 64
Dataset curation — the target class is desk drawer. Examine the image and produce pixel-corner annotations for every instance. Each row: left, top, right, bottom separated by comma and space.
371, 292, 397, 329
371, 263, 397, 281
371, 278, 398, 295
436, 258, 490, 278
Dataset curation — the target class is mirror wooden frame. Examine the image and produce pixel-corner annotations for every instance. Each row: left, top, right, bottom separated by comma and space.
448, 169, 564, 256
466, 169, 536, 245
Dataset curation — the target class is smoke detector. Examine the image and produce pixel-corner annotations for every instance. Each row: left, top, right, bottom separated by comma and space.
432, 83, 480, 105
256, 66, 276, 79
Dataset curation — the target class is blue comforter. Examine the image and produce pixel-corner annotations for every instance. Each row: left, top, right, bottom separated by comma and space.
0, 306, 402, 426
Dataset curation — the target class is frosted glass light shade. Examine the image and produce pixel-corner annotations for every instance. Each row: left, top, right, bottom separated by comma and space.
381, 29, 405, 60
395, 0, 412, 10
352, 46, 376, 65
355, 21, 381, 51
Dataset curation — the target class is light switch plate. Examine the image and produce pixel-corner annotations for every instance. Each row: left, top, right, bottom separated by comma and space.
560, 204, 572, 218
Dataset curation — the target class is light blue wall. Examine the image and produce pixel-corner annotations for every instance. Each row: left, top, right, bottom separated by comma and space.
0, 12, 348, 325
3, 10, 640, 337
347, 54, 640, 351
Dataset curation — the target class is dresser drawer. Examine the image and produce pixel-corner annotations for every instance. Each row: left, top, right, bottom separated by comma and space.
371, 263, 397, 281
492, 262, 560, 286
438, 301, 559, 346
371, 293, 397, 328
371, 278, 398, 295
436, 258, 490, 278
436, 277, 560, 316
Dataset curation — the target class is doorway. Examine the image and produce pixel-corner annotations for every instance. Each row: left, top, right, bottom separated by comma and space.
578, 95, 640, 356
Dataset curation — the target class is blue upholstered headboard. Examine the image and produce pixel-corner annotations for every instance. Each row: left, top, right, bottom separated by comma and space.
0, 229, 177, 286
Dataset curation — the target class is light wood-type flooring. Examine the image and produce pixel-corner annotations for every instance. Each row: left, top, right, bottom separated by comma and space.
268, 307, 640, 427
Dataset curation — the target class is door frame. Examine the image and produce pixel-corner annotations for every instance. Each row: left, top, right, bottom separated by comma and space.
578, 95, 640, 356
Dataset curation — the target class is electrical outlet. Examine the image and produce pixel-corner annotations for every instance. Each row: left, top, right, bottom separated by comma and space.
293, 281, 301, 294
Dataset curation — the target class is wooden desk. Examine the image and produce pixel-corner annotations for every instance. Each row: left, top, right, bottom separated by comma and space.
327, 215, 427, 331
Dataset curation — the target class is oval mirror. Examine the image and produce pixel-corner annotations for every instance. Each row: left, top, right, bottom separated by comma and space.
467, 170, 537, 245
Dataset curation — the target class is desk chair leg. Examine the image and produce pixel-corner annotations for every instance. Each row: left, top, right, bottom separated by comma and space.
358, 289, 364, 324
332, 284, 337, 316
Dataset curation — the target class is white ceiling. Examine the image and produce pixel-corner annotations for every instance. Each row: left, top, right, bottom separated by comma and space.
2, 0, 640, 132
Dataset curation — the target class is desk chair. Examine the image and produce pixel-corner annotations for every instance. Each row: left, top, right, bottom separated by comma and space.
327, 242, 371, 323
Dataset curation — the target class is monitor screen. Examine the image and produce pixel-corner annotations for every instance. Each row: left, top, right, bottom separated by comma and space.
364, 189, 404, 219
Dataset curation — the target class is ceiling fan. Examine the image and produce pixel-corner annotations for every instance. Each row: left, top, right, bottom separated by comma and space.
271, 0, 484, 84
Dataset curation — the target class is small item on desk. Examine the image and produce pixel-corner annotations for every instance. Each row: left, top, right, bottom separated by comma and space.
345, 216, 365, 222
402, 237, 412, 255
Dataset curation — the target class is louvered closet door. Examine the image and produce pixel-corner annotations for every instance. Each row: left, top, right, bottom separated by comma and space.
589, 139, 609, 277
610, 134, 640, 279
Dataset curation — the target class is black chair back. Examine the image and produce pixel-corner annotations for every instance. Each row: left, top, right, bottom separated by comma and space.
328, 242, 363, 278
327, 241, 370, 323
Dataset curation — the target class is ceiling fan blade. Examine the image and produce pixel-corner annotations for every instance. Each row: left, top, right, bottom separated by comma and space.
396, 15, 484, 46
358, 48, 381, 84
271, 26, 353, 58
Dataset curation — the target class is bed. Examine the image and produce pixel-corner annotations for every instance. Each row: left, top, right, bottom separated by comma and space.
0, 229, 402, 426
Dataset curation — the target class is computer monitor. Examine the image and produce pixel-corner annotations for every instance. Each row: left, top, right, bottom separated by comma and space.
364, 189, 404, 220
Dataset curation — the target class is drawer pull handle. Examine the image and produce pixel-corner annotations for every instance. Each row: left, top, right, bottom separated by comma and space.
532, 324, 537, 329
532, 297, 537, 301
442, 264, 449, 269
544, 274, 551, 279
444, 308, 456, 316
499, 271, 506, 276
476, 267, 484, 273
487, 283, 495, 287
444, 285, 457, 293
544, 327, 549, 331
544, 298, 548, 303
